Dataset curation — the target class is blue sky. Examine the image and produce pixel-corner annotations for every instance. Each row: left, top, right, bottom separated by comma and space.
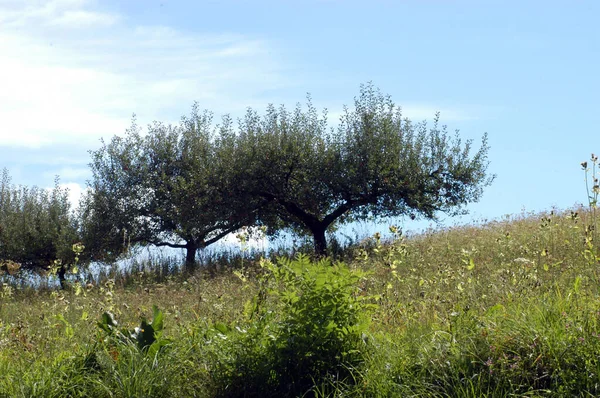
1, 0, 599, 239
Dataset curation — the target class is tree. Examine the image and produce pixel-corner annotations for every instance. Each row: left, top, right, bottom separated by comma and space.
231, 83, 494, 256
81, 105, 264, 271
0, 169, 80, 288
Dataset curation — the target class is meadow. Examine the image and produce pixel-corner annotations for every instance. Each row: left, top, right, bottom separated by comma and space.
2, 202, 600, 397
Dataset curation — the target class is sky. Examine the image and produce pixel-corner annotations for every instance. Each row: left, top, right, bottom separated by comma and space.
1, 0, 599, 242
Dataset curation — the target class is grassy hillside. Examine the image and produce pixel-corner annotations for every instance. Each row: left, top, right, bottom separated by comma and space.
1, 206, 600, 397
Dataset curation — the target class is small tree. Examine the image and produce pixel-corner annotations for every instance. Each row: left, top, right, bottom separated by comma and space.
82, 105, 264, 271
0, 169, 80, 288
232, 83, 494, 256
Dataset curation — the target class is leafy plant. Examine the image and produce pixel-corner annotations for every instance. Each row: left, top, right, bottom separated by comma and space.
212, 254, 376, 397
97, 305, 170, 358
264, 255, 373, 378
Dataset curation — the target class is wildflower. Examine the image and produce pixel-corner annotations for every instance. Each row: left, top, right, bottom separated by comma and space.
582, 161, 588, 170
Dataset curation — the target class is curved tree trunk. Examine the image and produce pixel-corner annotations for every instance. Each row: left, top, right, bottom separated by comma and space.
185, 240, 198, 274
268, 196, 351, 260
312, 225, 328, 258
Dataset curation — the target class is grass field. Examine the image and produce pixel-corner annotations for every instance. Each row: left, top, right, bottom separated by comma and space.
2, 205, 600, 397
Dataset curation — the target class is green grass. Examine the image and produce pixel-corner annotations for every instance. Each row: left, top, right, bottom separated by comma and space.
2, 206, 600, 397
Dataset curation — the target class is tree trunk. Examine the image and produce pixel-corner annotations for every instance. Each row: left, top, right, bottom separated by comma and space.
184, 241, 198, 274
312, 226, 328, 258
58, 265, 67, 290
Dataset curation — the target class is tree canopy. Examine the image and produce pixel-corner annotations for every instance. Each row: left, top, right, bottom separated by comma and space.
0, 169, 80, 287
229, 83, 494, 255
82, 83, 493, 263
81, 105, 265, 270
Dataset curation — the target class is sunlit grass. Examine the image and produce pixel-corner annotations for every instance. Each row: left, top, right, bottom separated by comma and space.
1, 203, 600, 396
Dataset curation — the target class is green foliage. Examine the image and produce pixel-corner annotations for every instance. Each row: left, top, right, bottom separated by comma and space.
82, 82, 493, 261
362, 292, 600, 397
82, 107, 262, 268
264, 255, 373, 380
0, 168, 81, 277
2, 202, 600, 396
97, 305, 170, 358
229, 83, 493, 255
210, 254, 376, 397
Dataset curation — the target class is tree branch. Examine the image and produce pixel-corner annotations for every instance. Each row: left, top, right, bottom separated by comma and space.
322, 201, 352, 227
145, 240, 188, 249
260, 191, 321, 230
203, 223, 245, 247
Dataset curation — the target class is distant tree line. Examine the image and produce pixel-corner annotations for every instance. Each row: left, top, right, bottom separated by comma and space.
0, 83, 493, 286
0, 170, 79, 287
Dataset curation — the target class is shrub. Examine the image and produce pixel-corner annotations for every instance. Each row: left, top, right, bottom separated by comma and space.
210, 254, 376, 397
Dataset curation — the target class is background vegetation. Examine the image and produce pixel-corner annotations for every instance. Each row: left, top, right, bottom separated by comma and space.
0, 169, 80, 288
1, 199, 600, 396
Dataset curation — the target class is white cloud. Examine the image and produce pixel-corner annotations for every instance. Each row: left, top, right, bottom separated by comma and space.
0, 1, 477, 154
0, 0, 118, 29
0, 0, 285, 149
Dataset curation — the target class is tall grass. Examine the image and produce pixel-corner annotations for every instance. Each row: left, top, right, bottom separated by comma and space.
1, 156, 600, 396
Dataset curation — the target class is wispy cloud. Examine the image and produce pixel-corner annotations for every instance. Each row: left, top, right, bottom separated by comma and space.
47, 9, 119, 28
0, 0, 285, 149
0, 0, 119, 29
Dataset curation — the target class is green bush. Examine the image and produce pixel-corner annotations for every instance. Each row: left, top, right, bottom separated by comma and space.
209, 254, 376, 397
